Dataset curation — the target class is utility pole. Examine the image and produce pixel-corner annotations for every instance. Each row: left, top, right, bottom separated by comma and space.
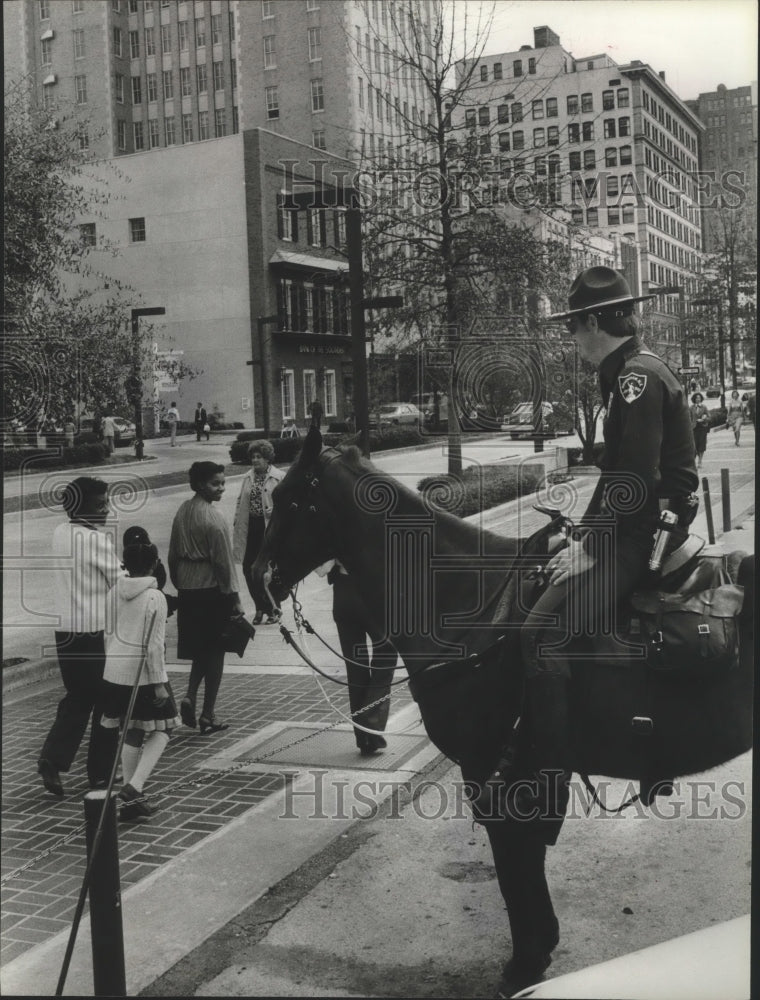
130, 307, 165, 440
247, 315, 279, 437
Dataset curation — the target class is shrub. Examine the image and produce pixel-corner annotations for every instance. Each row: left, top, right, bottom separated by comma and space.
566, 442, 605, 467
707, 407, 727, 429
418, 463, 545, 518
2, 441, 109, 471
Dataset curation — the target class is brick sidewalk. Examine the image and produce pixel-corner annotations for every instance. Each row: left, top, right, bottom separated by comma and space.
0, 666, 414, 968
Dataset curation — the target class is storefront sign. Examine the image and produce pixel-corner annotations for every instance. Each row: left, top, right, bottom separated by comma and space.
298, 345, 346, 355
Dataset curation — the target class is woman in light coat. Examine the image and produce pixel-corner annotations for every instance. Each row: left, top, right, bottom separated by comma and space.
232, 441, 285, 623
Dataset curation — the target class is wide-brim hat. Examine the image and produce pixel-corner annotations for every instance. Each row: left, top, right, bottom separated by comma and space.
548, 266, 657, 320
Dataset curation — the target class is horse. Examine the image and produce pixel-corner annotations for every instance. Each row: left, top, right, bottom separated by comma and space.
252, 426, 753, 996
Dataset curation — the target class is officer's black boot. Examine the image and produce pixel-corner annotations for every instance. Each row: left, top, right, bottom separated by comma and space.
516, 674, 572, 828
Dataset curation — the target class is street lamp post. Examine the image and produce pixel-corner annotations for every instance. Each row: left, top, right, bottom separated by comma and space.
130, 307, 165, 441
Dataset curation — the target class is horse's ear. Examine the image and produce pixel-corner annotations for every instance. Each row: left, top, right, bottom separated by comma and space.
297, 425, 323, 467
340, 432, 361, 448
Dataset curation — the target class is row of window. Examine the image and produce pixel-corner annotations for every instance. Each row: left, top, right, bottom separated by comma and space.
263, 0, 320, 16
276, 280, 350, 339
79, 217, 146, 243
113, 14, 230, 58
121, 61, 235, 103
642, 91, 697, 154
465, 90, 630, 130
643, 118, 697, 174
120, 106, 238, 151
262, 26, 321, 67
704, 93, 752, 110
647, 232, 698, 271
281, 366, 337, 425
570, 206, 635, 227
265, 79, 324, 119
276, 202, 347, 248
477, 56, 545, 81
646, 204, 701, 252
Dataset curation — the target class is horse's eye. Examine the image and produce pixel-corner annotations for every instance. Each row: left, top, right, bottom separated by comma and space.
289, 502, 299, 511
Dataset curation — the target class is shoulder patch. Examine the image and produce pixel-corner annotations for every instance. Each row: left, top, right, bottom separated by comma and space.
618, 371, 647, 403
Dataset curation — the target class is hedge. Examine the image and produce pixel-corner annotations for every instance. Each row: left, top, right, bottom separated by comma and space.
707, 407, 727, 429
3, 442, 110, 471
229, 425, 430, 465
417, 463, 545, 519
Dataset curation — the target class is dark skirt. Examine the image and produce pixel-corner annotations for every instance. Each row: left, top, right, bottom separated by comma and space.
101, 679, 181, 732
693, 424, 708, 454
176, 587, 231, 660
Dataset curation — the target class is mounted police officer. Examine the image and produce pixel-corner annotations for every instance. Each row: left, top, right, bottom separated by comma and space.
476, 266, 699, 832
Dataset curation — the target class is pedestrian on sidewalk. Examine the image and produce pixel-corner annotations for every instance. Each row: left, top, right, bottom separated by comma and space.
317, 559, 397, 755
689, 392, 710, 470
308, 397, 324, 430
194, 402, 208, 443
63, 416, 76, 449
101, 413, 116, 455
232, 441, 285, 625
725, 390, 746, 446
38, 477, 122, 797
101, 540, 180, 821
166, 401, 180, 447
169, 461, 244, 734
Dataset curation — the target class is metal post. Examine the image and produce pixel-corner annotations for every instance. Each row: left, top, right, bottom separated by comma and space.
346, 194, 370, 457
130, 307, 165, 441
83, 791, 126, 996
702, 476, 715, 544
720, 467, 732, 533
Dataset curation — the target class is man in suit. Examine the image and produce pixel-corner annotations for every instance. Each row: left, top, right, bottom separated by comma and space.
194, 402, 208, 442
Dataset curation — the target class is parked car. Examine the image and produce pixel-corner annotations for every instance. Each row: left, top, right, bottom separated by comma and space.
500, 401, 572, 439
368, 402, 422, 429
79, 415, 137, 446
705, 387, 722, 399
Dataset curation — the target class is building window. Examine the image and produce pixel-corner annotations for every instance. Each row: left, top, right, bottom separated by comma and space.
180, 66, 191, 96
195, 17, 206, 47
303, 370, 316, 416
178, 20, 188, 50
567, 95, 578, 115
571, 207, 583, 224
532, 99, 543, 119
128, 0, 138, 10
583, 148, 596, 170
39, 0, 50, 18
73, 29, 85, 60
324, 370, 336, 416
582, 121, 594, 141
77, 129, 89, 150
41, 38, 53, 66
281, 371, 295, 421
479, 134, 491, 154
211, 13, 222, 44
149, 118, 160, 147
132, 122, 144, 150
232, 105, 239, 134
161, 23, 171, 54
533, 127, 545, 147
131, 76, 141, 104
113, 26, 123, 57
214, 107, 225, 136
545, 97, 558, 118
608, 207, 620, 224
165, 116, 175, 144
308, 26, 321, 61
465, 108, 476, 129
511, 102, 522, 123
512, 130, 524, 150
602, 90, 614, 111
547, 125, 559, 146
182, 112, 193, 142
334, 209, 346, 246
145, 26, 155, 56
493, 62, 502, 80
213, 61, 224, 90
198, 109, 209, 139
146, 72, 158, 102
498, 132, 510, 152
306, 0, 319, 9
497, 103, 509, 124
619, 145, 632, 164
568, 123, 579, 143
129, 30, 140, 58
263, 35, 275, 68
622, 205, 635, 223
310, 78, 324, 112
619, 116, 631, 136
581, 93, 593, 113
266, 85, 279, 119
72, 0, 85, 11
277, 200, 297, 242
605, 147, 617, 166
528, 57, 536, 74
262, 0, 274, 17
607, 175, 619, 198
513, 59, 522, 76
313, 129, 326, 149
617, 89, 630, 108
115, 74, 125, 103
230, 59, 237, 89
478, 106, 490, 126
162, 69, 173, 99
587, 207, 598, 226
569, 151, 581, 171
196, 63, 207, 93
480, 64, 488, 82
603, 119, 616, 139
117, 119, 127, 150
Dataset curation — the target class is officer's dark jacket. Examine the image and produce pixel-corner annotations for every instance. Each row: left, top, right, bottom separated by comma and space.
581, 335, 698, 541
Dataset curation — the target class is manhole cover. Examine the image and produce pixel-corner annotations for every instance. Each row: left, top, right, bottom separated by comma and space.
244, 725, 428, 771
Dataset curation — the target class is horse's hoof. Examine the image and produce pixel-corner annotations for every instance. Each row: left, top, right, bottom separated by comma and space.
495, 954, 551, 998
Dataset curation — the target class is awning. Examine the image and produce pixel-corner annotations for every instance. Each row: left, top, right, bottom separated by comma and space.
269, 250, 347, 274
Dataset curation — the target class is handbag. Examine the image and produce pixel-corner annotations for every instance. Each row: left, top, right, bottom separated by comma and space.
221, 613, 256, 657
203, 422, 211, 433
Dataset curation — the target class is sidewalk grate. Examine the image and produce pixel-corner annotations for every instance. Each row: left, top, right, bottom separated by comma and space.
237, 725, 428, 771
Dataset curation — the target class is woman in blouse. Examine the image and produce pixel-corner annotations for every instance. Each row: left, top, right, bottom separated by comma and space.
725, 389, 747, 446
168, 461, 243, 734
689, 392, 710, 469
232, 441, 285, 625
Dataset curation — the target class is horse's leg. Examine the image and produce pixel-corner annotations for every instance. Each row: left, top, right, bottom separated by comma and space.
485, 819, 559, 994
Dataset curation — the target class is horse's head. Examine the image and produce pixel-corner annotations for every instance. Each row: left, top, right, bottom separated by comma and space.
252, 426, 351, 601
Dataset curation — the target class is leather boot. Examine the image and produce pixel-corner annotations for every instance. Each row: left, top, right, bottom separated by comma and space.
518, 674, 572, 820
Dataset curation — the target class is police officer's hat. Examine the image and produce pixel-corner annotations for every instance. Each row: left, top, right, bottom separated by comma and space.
548, 266, 657, 320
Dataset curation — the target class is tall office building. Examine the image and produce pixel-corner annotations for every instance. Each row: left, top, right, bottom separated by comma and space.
453, 26, 706, 366
4, 0, 432, 161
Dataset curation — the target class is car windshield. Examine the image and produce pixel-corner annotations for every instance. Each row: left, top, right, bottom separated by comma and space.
379, 405, 400, 413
